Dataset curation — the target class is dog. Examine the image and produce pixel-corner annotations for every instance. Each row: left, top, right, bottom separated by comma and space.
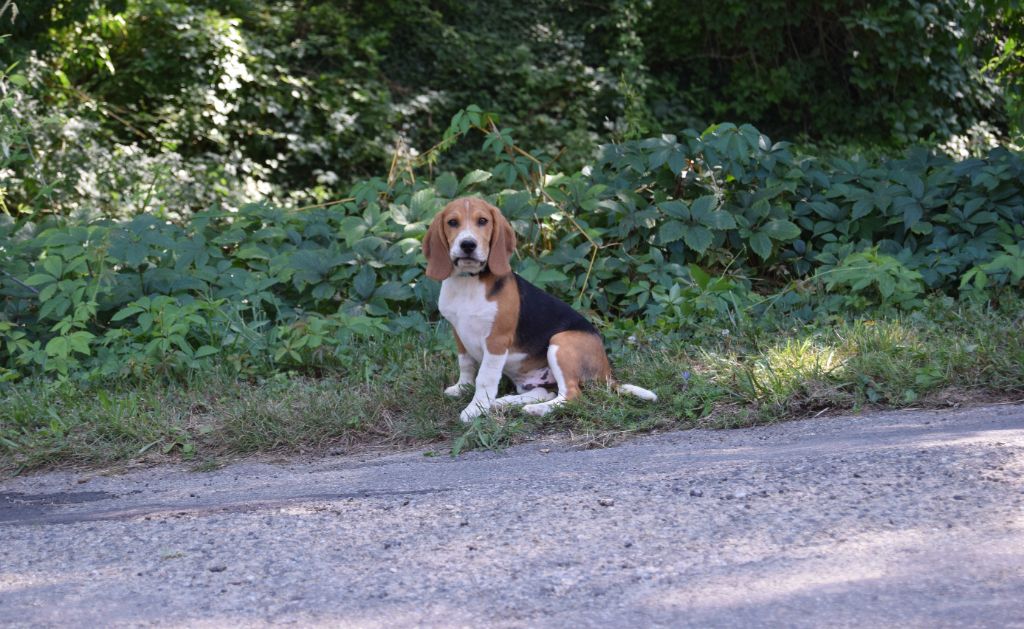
422, 196, 658, 423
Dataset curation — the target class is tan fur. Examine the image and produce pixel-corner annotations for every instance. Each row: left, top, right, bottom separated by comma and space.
422, 216, 454, 281
422, 198, 515, 281
486, 204, 516, 276
549, 330, 613, 400
482, 272, 519, 355
452, 328, 467, 355
508, 353, 550, 380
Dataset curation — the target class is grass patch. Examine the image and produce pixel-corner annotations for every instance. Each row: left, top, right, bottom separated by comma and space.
2, 297, 1022, 474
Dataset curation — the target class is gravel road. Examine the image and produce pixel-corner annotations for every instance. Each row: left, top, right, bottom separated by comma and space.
2, 404, 1023, 628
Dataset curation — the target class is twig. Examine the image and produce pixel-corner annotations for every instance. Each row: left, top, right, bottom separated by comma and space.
292, 197, 355, 212
577, 244, 599, 303
387, 146, 399, 188
0, 0, 18, 23
1, 268, 39, 294
488, 121, 536, 194
65, 86, 152, 141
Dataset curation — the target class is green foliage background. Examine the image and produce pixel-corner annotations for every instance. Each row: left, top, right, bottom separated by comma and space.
0, 1, 1022, 384
3, 0, 1023, 215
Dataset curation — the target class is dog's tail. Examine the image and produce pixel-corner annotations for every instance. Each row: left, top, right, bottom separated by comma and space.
615, 382, 658, 402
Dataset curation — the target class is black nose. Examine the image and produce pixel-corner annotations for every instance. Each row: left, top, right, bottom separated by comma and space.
459, 240, 477, 254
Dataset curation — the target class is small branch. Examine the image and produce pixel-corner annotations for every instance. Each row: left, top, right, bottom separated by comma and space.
387, 145, 401, 188
1, 268, 40, 294
292, 197, 355, 212
577, 245, 599, 303
64, 86, 152, 141
487, 121, 536, 194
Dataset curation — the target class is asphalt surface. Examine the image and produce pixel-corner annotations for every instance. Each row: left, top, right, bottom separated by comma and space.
2, 404, 1023, 628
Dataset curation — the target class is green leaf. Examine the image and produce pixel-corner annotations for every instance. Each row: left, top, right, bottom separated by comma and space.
194, 345, 220, 358
118, 241, 149, 267
658, 220, 687, 244
435, 173, 458, 198
517, 260, 568, 288
41, 256, 63, 278
903, 202, 923, 228
353, 266, 376, 299
961, 197, 985, 217
38, 283, 58, 302
851, 199, 874, 220
809, 201, 843, 221
659, 200, 689, 219
534, 203, 558, 218
687, 264, 711, 289
408, 189, 440, 223
44, 336, 69, 359
24, 274, 55, 286
535, 269, 569, 284
690, 195, 717, 218
375, 282, 413, 301
959, 267, 987, 290
235, 244, 271, 261
877, 275, 895, 298
910, 221, 933, 235
68, 331, 94, 355
760, 219, 801, 241
700, 210, 737, 230
459, 170, 492, 191
749, 232, 773, 260
312, 282, 335, 300
682, 226, 713, 254
902, 174, 924, 199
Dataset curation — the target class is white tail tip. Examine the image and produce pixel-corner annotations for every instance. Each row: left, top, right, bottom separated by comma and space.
618, 383, 658, 402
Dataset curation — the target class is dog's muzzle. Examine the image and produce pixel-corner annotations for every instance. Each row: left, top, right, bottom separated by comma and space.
451, 236, 485, 268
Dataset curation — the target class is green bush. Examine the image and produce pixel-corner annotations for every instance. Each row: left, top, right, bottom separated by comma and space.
642, 0, 1005, 144
2, 0, 1019, 221
819, 249, 925, 311
2, 113, 1022, 382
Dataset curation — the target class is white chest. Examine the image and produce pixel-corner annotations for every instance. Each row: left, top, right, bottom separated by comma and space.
438, 277, 498, 362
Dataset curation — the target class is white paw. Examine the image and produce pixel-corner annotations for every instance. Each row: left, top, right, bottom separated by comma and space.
444, 383, 470, 398
522, 402, 553, 416
459, 401, 486, 423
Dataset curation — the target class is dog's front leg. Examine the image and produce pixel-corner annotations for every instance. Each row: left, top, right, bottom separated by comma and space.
444, 352, 477, 397
459, 350, 507, 423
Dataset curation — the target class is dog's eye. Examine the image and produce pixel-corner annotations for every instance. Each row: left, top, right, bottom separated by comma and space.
477, 217, 489, 226
447, 219, 458, 227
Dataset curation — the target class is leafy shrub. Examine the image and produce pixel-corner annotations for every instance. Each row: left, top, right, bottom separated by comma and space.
642, 0, 1005, 144
2, 112, 1022, 382
3, 0, 1019, 222
959, 243, 1024, 295
819, 249, 924, 311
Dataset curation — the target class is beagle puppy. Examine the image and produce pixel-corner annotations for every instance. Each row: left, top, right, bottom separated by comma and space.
422, 196, 658, 423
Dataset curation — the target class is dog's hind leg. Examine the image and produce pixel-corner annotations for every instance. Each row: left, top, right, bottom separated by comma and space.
522, 331, 609, 416
493, 387, 556, 408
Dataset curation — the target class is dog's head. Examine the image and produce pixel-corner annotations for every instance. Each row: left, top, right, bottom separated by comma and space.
423, 197, 516, 280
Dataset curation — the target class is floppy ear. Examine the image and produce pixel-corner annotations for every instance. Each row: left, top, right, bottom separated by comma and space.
487, 204, 516, 276
423, 212, 453, 281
